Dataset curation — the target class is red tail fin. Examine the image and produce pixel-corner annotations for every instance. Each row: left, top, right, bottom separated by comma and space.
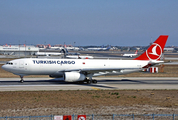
135, 50, 138, 54
134, 35, 168, 61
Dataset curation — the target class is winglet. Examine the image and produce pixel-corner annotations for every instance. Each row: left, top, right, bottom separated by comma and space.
134, 35, 168, 61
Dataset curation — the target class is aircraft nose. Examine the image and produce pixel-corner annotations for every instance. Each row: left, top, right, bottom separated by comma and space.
2, 64, 6, 70
1, 64, 8, 71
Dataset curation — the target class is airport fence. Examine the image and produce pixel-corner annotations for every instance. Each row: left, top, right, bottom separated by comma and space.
0, 114, 178, 120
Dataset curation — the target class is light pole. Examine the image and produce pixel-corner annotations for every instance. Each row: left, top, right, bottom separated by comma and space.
19, 40, 20, 58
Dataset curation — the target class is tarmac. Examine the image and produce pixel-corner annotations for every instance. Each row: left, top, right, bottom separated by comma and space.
0, 77, 178, 91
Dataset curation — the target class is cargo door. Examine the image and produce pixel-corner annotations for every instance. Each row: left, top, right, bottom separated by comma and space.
24, 62, 28, 70
19, 61, 24, 68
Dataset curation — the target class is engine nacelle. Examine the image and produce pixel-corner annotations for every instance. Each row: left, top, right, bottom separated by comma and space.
64, 72, 86, 82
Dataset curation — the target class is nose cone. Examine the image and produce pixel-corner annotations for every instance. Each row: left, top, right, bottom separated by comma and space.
1, 64, 9, 72
2, 64, 7, 70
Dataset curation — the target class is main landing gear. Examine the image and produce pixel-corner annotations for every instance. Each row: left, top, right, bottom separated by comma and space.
90, 79, 97, 84
20, 76, 24, 83
87, 75, 97, 84
78, 78, 97, 84
84, 79, 97, 84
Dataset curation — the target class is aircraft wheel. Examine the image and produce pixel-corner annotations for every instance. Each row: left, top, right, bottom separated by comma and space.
20, 80, 24, 83
20, 76, 24, 83
77, 81, 84, 84
87, 80, 91, 84
92, 80, 97, 84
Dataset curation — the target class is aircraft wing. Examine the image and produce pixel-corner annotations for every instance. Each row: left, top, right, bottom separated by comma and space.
81, 68, 136, 73
60, 60, 163, 75
60, 67, 140, 74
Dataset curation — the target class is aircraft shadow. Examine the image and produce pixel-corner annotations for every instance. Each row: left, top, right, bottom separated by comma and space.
98, 79, 178, 84
0, 79, 116, 89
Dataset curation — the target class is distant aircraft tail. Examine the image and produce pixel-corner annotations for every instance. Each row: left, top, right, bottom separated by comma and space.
135, 50, 138, 54
107, 45, 111, 49
134, 35, 168, 61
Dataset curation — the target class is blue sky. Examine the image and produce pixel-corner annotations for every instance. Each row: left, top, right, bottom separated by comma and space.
0, 0, 178, 46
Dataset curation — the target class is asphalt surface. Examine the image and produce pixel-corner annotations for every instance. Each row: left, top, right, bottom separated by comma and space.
0, 77, 178, 91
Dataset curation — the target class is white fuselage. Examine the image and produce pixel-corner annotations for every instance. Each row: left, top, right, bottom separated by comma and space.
2, 58, 149, 76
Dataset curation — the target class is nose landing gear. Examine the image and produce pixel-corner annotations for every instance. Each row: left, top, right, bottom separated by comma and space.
20, 76, 24, 83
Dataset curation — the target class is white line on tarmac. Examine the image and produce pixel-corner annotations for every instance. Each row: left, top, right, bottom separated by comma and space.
0, 84, 107, 87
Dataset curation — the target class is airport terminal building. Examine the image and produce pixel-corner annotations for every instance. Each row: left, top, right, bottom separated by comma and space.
0, 45, 39, 56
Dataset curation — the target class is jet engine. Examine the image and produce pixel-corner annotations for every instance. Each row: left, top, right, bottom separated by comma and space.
64, 72, 86, 82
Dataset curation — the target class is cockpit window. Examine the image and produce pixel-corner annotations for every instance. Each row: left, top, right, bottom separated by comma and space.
6, 62, 13, 65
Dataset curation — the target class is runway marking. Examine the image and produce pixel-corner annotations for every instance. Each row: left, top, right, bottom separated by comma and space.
91, 87, 101, 90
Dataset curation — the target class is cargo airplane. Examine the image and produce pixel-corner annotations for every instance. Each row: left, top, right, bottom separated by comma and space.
2, 35, 168, 83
